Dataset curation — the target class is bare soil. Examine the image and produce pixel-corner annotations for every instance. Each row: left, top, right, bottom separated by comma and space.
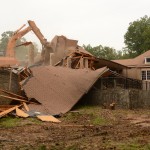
0, 106, 150, 150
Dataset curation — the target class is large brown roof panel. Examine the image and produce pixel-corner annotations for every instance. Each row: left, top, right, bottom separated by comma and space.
22, 66, 108, 115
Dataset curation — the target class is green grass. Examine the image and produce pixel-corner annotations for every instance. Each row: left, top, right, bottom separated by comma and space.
107, 138, 150, 150
0, 117, 41, 128
92, 116, 107, 125
0, 117, 22, 128
38, 144, 47, 150
49, 143, 79, 150
27, 117, 41, 124
65, 106, 109, 125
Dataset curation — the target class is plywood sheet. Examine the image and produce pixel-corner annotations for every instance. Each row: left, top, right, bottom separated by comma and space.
37, 115, 61, 122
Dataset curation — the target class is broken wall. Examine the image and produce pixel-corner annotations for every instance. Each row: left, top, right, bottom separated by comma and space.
50, 35, 78, 65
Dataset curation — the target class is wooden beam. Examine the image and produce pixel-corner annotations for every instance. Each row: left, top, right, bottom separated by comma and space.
83, 57, 98, 61
9, 68, 13, 90
75, 57, 81, 69
0, 105, 22, 118
79, 57, 84, 69
66, 57, 71, 68
84, 58, 89, 69
0, 88, 27, 100
0, 95, 36, 104
0, 105, 16, 112
23, 102, 29, 111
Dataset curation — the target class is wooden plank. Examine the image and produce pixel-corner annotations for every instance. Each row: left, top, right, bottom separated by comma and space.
23, 102, 29, 111
0, 95, 36, 104
79, 57, 84, 69
16, 108, 29, 118
9, 68, 13, 90
71, 56, 82, 59
83, 57, 98, 61
66, 57, 71, 68
84, 58, 89, 69
37, 115, 61, 123
0, 105, 16, 112
75, 57, 81, 69
0, 94, 29, 102
0, 105, 22, 118
0, 88, 27, 100
0, 105, 16, 109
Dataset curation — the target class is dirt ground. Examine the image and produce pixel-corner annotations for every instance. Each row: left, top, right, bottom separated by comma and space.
0, 106, 150, 150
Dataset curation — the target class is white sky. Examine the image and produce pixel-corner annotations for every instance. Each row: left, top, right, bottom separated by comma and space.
0, 0, 149, 50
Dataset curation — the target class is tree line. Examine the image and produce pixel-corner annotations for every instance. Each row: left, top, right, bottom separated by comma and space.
84, 15, 150, 60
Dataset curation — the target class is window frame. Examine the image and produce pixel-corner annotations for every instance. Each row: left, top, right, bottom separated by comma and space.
141, 70, 150, 80
144, 57, 150, 64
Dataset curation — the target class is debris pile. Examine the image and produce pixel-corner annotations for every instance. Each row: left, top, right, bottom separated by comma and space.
0, 87, 61, 122
0, 63, 109, 122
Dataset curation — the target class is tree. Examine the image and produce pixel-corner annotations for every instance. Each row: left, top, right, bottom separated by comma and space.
83, 44, 120, 60
0, 31, 13, 52
124, 15, 150, 57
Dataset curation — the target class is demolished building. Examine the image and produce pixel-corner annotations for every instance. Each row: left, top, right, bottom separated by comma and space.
0, 20, 150, 120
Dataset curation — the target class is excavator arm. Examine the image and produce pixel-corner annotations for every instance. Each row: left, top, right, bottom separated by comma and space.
28, 20, 48, 46
6, 20, 52, 65
6, 26, 32, 57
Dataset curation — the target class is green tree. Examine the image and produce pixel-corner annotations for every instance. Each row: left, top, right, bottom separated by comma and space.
83, 44, 120, 60
124, 15, 150, 57
0, 31, 13, 52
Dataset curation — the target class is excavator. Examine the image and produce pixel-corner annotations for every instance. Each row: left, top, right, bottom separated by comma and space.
5, 20, 53, 66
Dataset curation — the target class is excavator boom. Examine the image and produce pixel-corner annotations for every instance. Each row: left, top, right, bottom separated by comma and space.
6, 20, 52, 66
28, 20, 48, 46
6, 26, 32, 57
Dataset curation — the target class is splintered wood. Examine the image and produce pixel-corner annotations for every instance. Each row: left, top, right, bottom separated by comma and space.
0, 88, 37, 118
61, 51, 98, 70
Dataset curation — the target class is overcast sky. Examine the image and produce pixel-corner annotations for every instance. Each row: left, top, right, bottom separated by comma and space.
0, 0, 149, 50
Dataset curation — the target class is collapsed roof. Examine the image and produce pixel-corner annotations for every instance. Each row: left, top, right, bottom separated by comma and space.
22, 66, 109, 115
